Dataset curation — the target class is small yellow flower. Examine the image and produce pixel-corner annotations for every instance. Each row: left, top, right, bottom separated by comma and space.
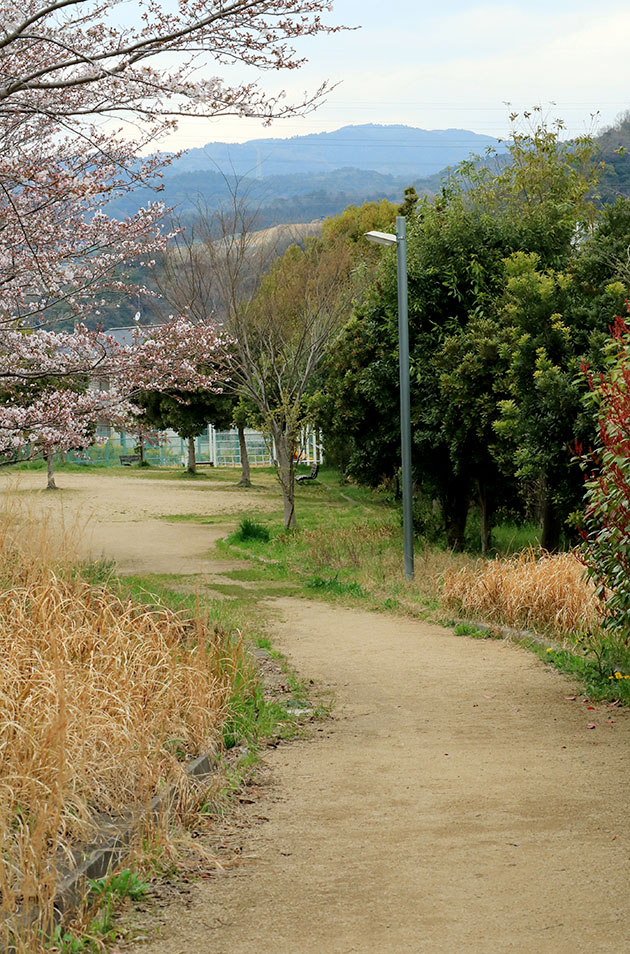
546, 648, 553, 653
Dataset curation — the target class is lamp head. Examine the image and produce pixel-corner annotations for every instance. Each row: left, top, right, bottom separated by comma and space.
364, 230, 397, 247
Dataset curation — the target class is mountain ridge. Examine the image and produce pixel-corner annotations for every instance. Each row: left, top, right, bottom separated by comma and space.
163, 123, 504, 179
104, 118, 630, 229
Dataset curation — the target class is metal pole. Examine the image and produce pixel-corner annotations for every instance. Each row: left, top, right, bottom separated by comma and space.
396, 216, 414, 581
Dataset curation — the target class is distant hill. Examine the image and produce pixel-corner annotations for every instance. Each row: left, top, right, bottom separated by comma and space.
104, 119, 630, 235
165, 124, 504, 179
106, 124, 503, 225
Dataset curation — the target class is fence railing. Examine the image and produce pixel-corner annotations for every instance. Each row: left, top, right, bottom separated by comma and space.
34, 427, 323, 469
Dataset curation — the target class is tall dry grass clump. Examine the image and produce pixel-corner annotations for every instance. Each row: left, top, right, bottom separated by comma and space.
0, 496, 238, 950
442, 548, 602, 636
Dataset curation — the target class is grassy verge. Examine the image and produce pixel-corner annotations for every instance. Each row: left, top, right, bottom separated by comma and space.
202, 469, 630, 705
0, 520, 234, 950
213, 473, 453, 614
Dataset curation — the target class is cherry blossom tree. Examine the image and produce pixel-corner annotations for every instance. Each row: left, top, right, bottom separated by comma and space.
0, 0, 339, 127
0, 318, 232, 472
0, 0, 342, 329
0, 0, 342, 455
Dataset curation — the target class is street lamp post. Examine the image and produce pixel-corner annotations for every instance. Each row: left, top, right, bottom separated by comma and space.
365, 216, 414, 581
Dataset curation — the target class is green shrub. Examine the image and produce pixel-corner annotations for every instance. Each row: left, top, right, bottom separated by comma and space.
236, 518, 270, 543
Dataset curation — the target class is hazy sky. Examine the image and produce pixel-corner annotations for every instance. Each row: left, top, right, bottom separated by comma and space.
164, 0, 630, 149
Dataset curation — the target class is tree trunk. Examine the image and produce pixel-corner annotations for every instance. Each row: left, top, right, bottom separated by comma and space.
138, 433, 145, 464
540, 488, 561, 552
45, 449, 57, 490
187, 435, 196, 474
477, 479, 494, 555
237, 424, 251, 487
274, 431, 297, 529
444, 493, 469, 551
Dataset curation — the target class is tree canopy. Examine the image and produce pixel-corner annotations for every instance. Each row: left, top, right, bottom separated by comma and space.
319, 117, 630, 551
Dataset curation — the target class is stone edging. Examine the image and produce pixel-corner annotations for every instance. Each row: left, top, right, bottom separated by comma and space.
53, 751, 216, 920
449, 616, 554, 649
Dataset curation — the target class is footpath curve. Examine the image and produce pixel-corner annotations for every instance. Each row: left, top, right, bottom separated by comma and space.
134, 598, 629, 954
13, 472, 629, 953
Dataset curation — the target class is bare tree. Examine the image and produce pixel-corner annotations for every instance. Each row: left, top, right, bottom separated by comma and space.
151, 220, 219, 324
212, 195, 354, 527
153, 188, 354, 526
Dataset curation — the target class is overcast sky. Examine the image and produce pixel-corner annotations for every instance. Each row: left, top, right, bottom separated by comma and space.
163, 0, 630, 149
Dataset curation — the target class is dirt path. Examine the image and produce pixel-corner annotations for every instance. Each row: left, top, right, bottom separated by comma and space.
130, 600, 629, 954
11, 472, 630, 952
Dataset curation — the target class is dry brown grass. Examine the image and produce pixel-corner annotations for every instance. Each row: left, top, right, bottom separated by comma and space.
0, 496, 239, 951
442, 548, 602, 636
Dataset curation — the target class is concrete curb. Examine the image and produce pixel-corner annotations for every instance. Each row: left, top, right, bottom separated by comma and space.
448, 616, 555, 650
53, 751, 216, 920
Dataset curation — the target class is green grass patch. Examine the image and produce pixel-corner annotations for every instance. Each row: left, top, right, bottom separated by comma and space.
121, 468, 214, 481
491, 521, 542, 555
235, 517, 271, 543
159, 513, 223, 524
46, 869, 149, 952
202, 580, 301, 601
532, 643, 630, 705
305, 575, 366, 598
202, 581, 256, 598
156, 466, 278, 487
88, 869, 148, 904
225, 567, 269, 582
8, 459, 110, 473
221, 679, 299, 751
453, 621, 499, 639
74, 558, 117, 587
253, 635, 284, 662
115, 572, 264, 636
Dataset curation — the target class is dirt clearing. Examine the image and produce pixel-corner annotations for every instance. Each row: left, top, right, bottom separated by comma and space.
10, 471, 629, 953
3, 470, 277, 575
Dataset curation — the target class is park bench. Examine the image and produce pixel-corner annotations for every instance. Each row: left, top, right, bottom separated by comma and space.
296, 463, 319, 483
119, 454, 141, 466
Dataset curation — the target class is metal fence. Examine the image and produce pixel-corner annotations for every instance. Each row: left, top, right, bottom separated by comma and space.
41, 426, 323, 468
